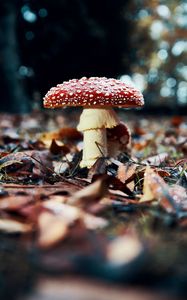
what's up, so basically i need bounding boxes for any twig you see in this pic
[95,141,107,158]
[1,183,78,189]
[29,154,84,187]
[120,153,176,170]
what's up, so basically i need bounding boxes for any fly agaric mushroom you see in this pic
[43,77,144,168]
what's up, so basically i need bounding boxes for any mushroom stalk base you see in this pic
[78,108,120,168]
[80,128,107,168]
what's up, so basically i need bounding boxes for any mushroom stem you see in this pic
[80,128,107,168]
[77,108,120,168]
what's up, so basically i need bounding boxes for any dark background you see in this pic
[0,0,186,113]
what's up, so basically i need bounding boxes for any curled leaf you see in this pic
[140,167,179,213]
[0,152,34,174]
[68,177,109,207]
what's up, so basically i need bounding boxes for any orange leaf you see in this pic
[140,167,178,213]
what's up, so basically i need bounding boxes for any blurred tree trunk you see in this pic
[0,1,30,113]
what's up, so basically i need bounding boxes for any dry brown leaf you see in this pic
[135,167,170,183]
[140,167,171,203]
[59,127,83,141]
[40,128,82,144]
[49,139,70,155]
[88,158,107,180]
[109,189,132,198]
[139,167,156,202]
[92,175,134,196]
[43,201,108,230]
[39,131,63,144]
[0,152,34,174]
[38,211,68,249]
[0,219,32,233]
[169,185,187,210]
[117,163,136,191]
[155,169,170,177]
[140,167,178,213]
[0,159,23,170]
[0,195,33,211]
[43,201,79,224]
[68,178,109,207]
[142,152,168,166]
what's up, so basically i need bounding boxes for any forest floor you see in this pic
[0,110,187,300]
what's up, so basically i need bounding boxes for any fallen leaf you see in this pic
[43,201,108,230]
[40,127,82,143]
[88,158,107,180]
[117,163,136,191]
[39,131,62,142]
[68,177,109,207]
[169,185,187,210]
[59,127,83,141]
[0,195,33,211]
[142,152,168,166]
[0,160,23,170]
[105,175,134,196]
[140,167,179,213]
[0,219,32,233]
[139,169,155,203]
[49,139,70,155]
[0,152,34,174]
[38,211,68,248]
[155,169,170,178]
[43,201,80,223]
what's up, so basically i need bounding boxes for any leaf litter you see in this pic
[0,112,187,293]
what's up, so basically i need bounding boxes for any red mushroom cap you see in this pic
[43,77,144,108]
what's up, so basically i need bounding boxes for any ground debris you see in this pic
[0,112,187,296]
